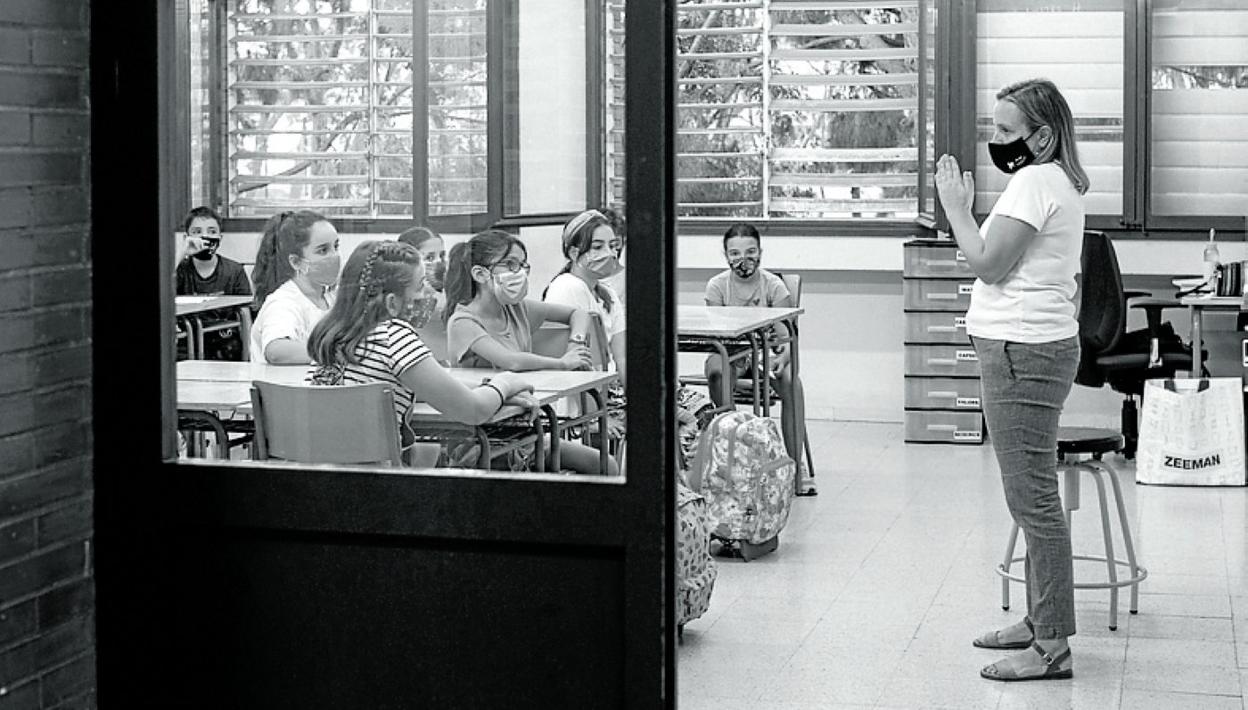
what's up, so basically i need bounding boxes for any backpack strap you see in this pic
[689,411,729,492]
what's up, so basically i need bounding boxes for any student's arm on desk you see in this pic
[402,360,534,425]
[264,338,311,364]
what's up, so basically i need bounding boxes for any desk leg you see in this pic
[541,404,561,472]
[756,332,769,417]
[709,341,733,413]
[178,410,229,460]
[586,387,609,475]
[531,416,547,473]
[191,315,206,360]
[1189,305,1203,378]
[238,305,253,361]
[473,428,492,468]
[788,317,815,497]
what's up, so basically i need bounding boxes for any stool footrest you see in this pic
[997,557,1148,590]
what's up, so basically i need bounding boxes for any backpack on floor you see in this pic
[690,410,795,561]
[676,480,717,634]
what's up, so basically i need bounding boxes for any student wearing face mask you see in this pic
[397,225,449,363]
[174,206,253,360]
[936,79,1088,682]
[175,206,252,298]
[306,240,537,467]
[445,229,616,476]
[543,210,626,383]
[703,223,807,469]
[543,210,628,444]
[250,210,341,364]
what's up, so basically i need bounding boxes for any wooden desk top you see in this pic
[177,364,617,416]
[176,295,254,317]
[677,305,804,338]
[178,360,307,384]
[177,380,252,411]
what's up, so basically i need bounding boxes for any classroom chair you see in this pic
[533,313,624,465]
[250,380,404,466]
[1075,230,1192,459]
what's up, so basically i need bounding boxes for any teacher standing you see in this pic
[935,78,1089,682]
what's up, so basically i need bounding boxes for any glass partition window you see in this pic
[212,0,594,224]
[1149,1,1248,220]
[611,0,928,222]
[973,0,1124,218]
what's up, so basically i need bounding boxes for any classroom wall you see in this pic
[0,1,96,707]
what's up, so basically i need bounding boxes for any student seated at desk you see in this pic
[250,210,340,365]
[397,225,449,364]
[445,229,618,475]
[175,206,252,360]
[307,240,537,467]
[704,222,807,468]
[543,209,627,441]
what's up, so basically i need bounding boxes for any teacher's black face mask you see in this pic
[988,128,1040,174]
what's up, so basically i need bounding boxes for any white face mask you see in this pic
[493,270,529,304]
[582,251,624,279]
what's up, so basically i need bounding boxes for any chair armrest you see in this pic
[1129,298,1184,341]
[1122,290,1152,300]
[1128,297,1183,310]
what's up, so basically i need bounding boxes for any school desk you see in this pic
[1179,294,1241,377]
[175,295,254,360]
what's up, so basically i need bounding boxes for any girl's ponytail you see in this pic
[251,212,287,309]
[442,241,475,325]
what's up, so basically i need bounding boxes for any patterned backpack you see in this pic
[690,410,796,561]
[675,480,717,636]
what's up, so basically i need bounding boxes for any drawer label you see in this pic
[954,316,967,328]
[957,284,974,295]
[954,430,983,441]
[955,350,978,362]
[955,250,967,262]
[955,397,981,408]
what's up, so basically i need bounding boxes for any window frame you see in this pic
[962,0,1247,241]
[669,0,944,236]
[193,0,605,235]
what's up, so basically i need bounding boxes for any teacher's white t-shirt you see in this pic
[966,162,1084,344]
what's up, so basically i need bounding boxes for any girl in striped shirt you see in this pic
[306,240,537,467]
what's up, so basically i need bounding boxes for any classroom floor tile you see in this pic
[678,420,1248,709]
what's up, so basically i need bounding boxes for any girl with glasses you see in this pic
[445,229,618,475]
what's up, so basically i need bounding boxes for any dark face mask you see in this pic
[730,256,759,279]
[988,128,1039,174]
[192,239,221,261]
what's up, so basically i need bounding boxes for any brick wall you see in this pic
[0,1,95,708]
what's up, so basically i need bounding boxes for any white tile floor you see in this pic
[678,420,1248,710]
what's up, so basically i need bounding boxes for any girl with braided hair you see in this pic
[306,240,538,467]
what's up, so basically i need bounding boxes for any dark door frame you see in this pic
[91,0,678,706]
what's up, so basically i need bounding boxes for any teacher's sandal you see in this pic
[971,617,1034,650]
[979,641,1072,682]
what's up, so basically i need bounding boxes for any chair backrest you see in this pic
[779,272,802,308]
[532,312,611,370]
[250,380,404,465]
[1075,230,1126,387]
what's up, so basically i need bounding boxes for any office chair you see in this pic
[1076,230,1193,459]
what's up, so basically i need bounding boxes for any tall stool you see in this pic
[997,427,1148,631]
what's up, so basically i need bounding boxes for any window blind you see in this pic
[1150,3,1248,219]
[607,0,924,221]
[973,7,1124,218]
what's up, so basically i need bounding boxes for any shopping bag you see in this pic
[1136,378,1246,486]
